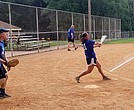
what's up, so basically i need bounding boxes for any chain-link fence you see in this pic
[121,31,134,38]
[0,1,121,57]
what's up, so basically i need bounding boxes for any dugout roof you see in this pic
[0,20,21,31]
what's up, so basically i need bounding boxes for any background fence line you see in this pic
[0,1,124,57]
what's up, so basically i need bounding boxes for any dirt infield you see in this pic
[0,43,134,110]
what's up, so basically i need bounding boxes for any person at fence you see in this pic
[0,28,11,98]
[67,25,78,51]
[75,32,110,83]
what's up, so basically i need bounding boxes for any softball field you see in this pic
[0,43,134,110]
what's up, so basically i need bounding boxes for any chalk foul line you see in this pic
[109,56,134,72]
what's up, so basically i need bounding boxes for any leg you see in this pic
[75,65,94,83]
[68,42,71,51]
[72,42,75,48]
[0,74,11,97]
[0,78,6,87]
[0,78,6,98]
[0,66,10,98]
[73,42,78,50]
[95,61,110,80]
[1,74,8,89]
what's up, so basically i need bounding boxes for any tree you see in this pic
[91,0,132,31]
[128,0,134,30]
[0,0,47,8]
[46,0,88,13]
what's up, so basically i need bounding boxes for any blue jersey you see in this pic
[82,40,96,58]
[68,28,74,38]
[0,41,5,67]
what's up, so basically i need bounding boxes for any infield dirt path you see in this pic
[0,43,134,110]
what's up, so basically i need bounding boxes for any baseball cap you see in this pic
[0,28,9,34]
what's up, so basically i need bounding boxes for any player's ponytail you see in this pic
[79,32,87,43]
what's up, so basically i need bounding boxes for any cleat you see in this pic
[75,47,78,50]
[103,76,111,80]
[0,93,11,99]
[0,94,5,99]
[4,93,11,98]
[75,76,80,83]
[68,49,71,51]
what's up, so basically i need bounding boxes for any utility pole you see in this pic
[88,0,91,34]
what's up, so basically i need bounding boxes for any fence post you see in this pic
[115,19,117,39]
[71,13,73,25]
[83,14,85,32]
[88,0,92,34]
[36,8,40,53]
[109,18,111,40]
[120,19,121,38]
[8,3,14,57]
[93,17,95,40]
[102,17,103,36]
[56,11,59,49]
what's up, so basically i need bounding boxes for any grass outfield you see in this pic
[50,38,134,46]
[104,38,134,44]
[50,40,80,46]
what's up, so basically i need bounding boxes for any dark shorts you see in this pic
[86,57,97,65]
[68,38,74,42]
[0,64,7,79]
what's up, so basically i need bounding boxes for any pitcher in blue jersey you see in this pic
[75,32,110,83]
[67,25,78,51]
[0,28,11,98]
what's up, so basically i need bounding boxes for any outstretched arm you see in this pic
[94,42,101,48]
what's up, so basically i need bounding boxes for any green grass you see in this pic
[51,39,134,46]
[5,38,134,51]
[50,40,80,46]
[104,38,134,44]
[50,41,67,46]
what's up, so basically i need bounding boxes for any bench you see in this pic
[18,40,52,50]
[19,38,38,42]
[8,35,52,50]
[19,36,33,38]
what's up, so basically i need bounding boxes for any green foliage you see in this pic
[91,0,133,31]
[0,0,47,7]
[46,0,88,13]
[46,0,134,31]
